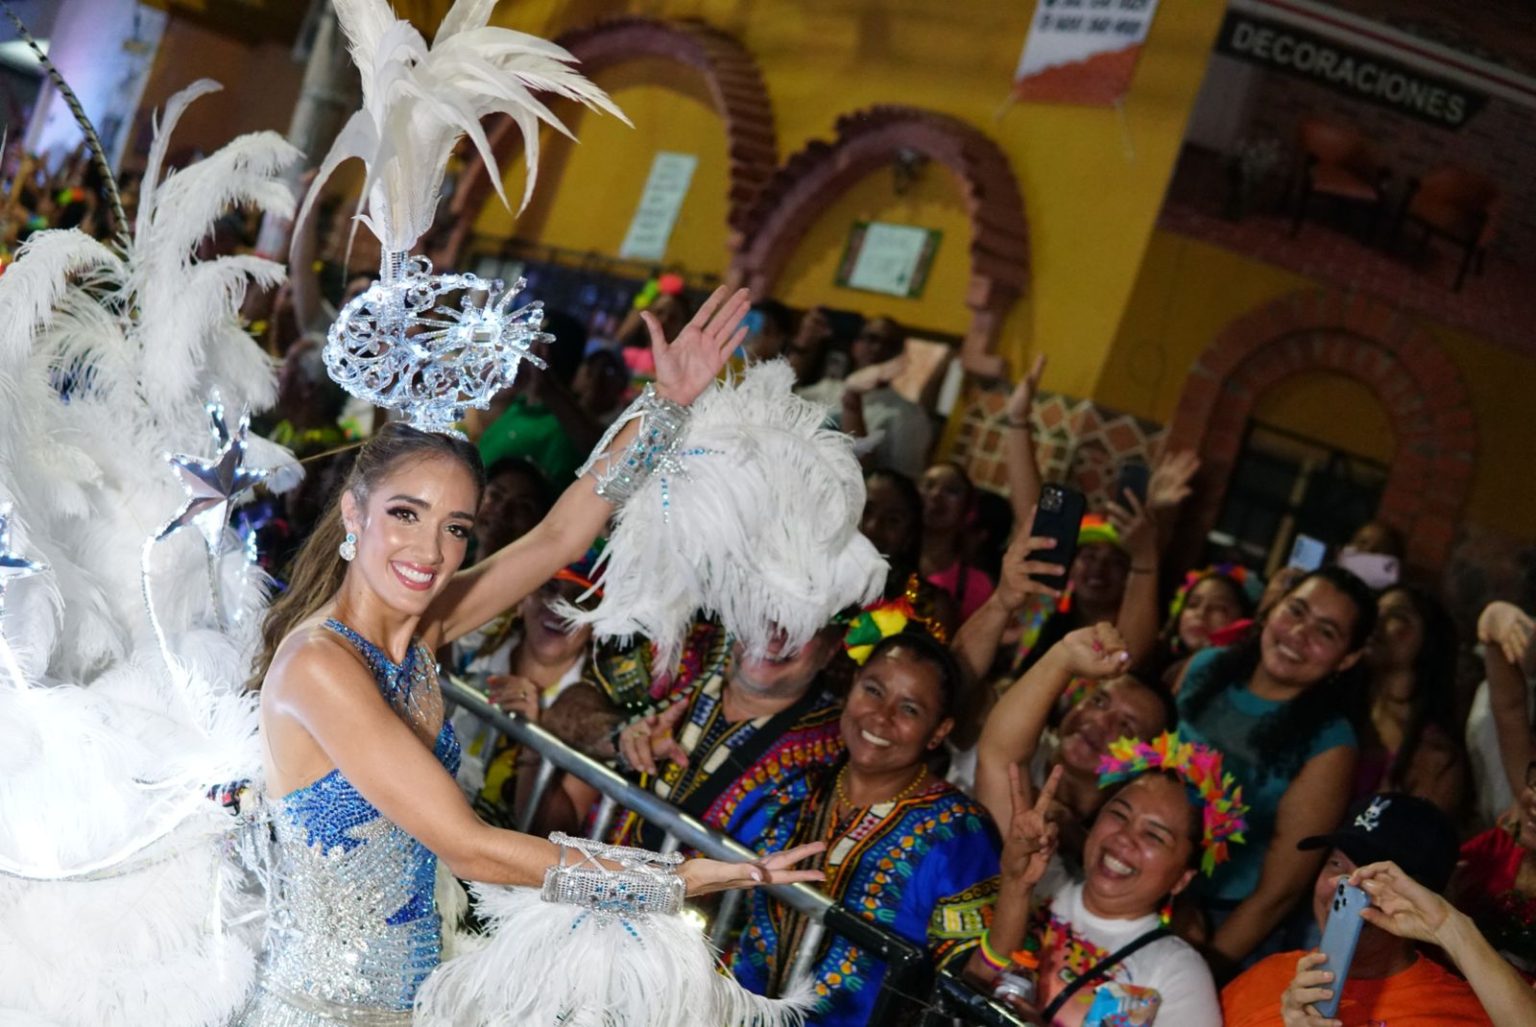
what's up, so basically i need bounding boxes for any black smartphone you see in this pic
[1029,484,1085,592]
[1115,461,1150,506]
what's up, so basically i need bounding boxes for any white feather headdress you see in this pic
[301,0,628,255]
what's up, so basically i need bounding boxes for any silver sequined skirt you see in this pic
[234,982,414,1026]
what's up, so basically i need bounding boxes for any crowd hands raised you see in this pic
[238,277,1534,1025]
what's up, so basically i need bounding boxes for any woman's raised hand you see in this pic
[1052,622,1132,680]
[1350,861,1453,946]
[678,842,827,897]
[1001,762,1061,888]
[1479,600,1534,667]
[1004,353,1046,426]
[1105,488,1156,563]
[648,286,752,407]
[992,509,1065,612]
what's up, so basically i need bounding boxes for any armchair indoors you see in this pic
[1289,118,1390,240]
[1395,165,1502,292]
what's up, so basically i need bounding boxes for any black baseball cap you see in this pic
[1297,792,1459,893]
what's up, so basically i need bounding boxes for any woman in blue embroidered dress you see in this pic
[732,629,1002,1027]
[237,288,823,1026]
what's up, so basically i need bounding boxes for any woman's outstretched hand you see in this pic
[678,841,827,897]
[649,286,752,407]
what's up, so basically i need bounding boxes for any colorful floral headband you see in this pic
[1097,731,1249,876]
[1168,562,1264,620]
[841,575,948,665]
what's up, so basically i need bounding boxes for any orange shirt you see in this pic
[1222,951,1491,1027]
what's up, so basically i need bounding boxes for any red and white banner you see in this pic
[1012,0,1163,107]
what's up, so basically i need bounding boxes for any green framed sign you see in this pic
[835,221,942,299]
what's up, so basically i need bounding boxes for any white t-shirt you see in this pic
[1030,879,1221,1027]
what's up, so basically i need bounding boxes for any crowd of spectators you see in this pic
[15,151,1536,1026]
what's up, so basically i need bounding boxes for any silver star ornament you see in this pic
[0,502,47,614]
[157,397,269,551]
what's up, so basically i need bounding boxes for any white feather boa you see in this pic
[415,883,808,1027]
[564,361,888,668]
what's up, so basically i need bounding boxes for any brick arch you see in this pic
[728,105,1029,377]
[1167,290,1477,573]
[435,16,777,264]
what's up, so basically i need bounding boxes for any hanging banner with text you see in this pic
[619,152,698,262]
[1012,0,1162,107]
[1216,11,1487,130]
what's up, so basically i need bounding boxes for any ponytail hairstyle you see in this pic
[248,423,485,688]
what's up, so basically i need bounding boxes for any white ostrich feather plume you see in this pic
[301,0,629,254]
[562,361,888,669]
[0,80,293,1025]
[415,883,810,1027]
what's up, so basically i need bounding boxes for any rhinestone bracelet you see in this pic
[577,384,689,506]
[540,832,686,919]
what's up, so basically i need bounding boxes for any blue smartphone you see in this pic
[1288,533,1328,572]
[1315,880,1370,1018]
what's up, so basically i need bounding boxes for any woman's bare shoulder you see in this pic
[263,617,371,705]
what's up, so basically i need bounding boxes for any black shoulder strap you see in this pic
[674,685,829,823]
[1040,926,1171,1021]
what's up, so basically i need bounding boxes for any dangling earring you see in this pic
[1158,897,1174,927]
[339,531,358,562]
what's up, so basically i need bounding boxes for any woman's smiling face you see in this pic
[841,645,953,775]
[1081,774,1198,919]
[341,454,479,616]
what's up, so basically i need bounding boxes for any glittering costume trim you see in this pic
[235,622,460,1025]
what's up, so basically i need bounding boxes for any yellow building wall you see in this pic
[473,58,733,278]
[1098,230,1536,540]
[462,0,1228,400]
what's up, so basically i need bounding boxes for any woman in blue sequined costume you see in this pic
[235,289,823,1026]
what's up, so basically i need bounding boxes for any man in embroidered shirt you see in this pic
[537,619,846,850]
[1222,793,1492,1026]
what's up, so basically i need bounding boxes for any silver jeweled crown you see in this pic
[324,251,552,437]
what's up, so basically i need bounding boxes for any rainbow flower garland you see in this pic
[1096,731,1249,876]
[1167,562,1264,620]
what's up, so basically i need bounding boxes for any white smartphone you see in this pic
[1337,549,1401,590]
[1315,880,1370,1019]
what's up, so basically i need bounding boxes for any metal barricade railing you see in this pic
[444,675,1029,1026]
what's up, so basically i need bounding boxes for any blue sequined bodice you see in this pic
[236,620,462,1026]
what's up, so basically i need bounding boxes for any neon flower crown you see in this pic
[1168,562,1265,620]
[1097,731,1249,876]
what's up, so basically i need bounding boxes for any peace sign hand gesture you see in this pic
[648,286,752,407]
[1001,762,1062,889]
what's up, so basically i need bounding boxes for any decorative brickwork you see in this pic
[435,17,778,265]
[1166,289,1478,574]
[728,105,1030,378]
[947,378,1167,510]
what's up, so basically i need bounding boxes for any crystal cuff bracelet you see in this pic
[577,384,689,506]
[540,832,686,919]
